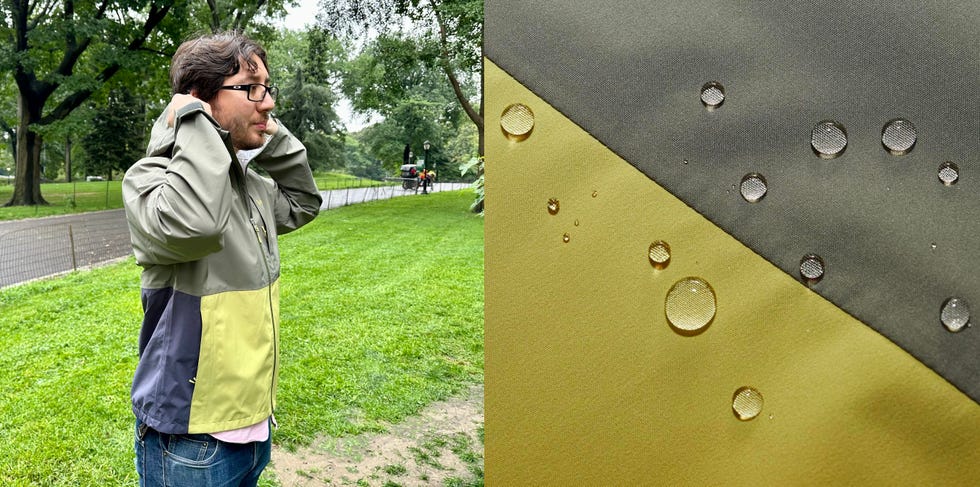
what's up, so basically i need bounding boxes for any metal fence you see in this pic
[0,182,474,289]
[0,210,132,288]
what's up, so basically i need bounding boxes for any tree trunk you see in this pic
[65,136,72,182]
[6,93,47,206]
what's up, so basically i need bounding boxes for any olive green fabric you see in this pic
[485,0,979,402]
[484,60,980,485]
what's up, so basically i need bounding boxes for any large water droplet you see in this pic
[732,387,764,421]
[938,162,959,186]
[648,241,671,270]
[665,277,716,333]
[562,233,570,243]
[940,298,970,332]
[547,198,560,215]
[700,81,725,110]
[800,254,825,285]
[740,173,768,203]
[591,190,598,198]
[500,104,534,141]
[811,121,848,158]
[882,118,916,155]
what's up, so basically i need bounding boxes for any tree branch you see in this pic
[40,2,173,125]
[431,2,482,130]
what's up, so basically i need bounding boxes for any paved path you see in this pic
[0,182,471,288]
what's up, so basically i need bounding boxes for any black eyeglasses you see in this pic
[219,83,279,102]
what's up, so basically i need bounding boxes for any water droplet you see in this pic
[938,162,959,186]
[500,104,534,141]
[882,118,916,155]
[700,81,725,110]
[811,121,848,158]
[800,254,825,285]
[562,233,570,243]
[547,198,560,215]
[574,219,580,227]
[648,241,671,270]
[592,191,598,198]
[940,297,970,332]
[665,277,716,333]
[930,243,937,250]
[732,387,763,421]
[740,173,768,203]
[683,159,689,165]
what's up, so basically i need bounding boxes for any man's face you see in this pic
[209,54,275,151]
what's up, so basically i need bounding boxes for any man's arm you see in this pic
[252,118,322,234]
[123,97,236,265]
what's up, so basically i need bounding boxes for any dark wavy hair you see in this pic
[170,31,269,102]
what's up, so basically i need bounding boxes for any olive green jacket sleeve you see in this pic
[123,102,235,265]
[250,121,322,235]
[123,102,321,266]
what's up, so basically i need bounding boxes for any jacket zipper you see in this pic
[237,163,278,419]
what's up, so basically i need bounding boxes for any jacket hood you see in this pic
[145,102,227,158]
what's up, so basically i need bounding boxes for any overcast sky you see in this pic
[281,0,319,31]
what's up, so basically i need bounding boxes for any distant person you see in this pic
[420,168,430,194]
[122,31,322,486]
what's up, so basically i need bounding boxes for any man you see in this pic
[122,31,322,486]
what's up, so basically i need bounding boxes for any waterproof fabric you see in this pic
[483,59,980,486]
[123,102,321,434]
[485,0,979,403]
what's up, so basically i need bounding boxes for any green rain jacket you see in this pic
[123,102,321,434]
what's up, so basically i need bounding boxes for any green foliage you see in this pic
[0,190,483,484]
[81,87,146,178]
[268,28,347,172]
[344,135,387,180]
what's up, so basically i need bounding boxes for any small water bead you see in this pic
[732,387,764,421]
[574,219,580,227]
[700,81,725,110]
[562,233,571,243]
[882,118,916,155]
[592,191,598,198]
[500,103,534,141]
[665,277,716,333]
[938,162,959,186]
[547,198,560,215]
[800,254,825,285]
[740,173,768,203]
[811,121,848,158]
[940,298,970,332]
[648,241,671,270]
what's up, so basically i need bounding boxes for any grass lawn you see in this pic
[0,190,484,486]
[0,172,392,222]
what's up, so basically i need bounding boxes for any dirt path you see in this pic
[270,384,484,486]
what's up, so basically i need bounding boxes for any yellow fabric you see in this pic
[190,280,279,433]
[484,59,980,485]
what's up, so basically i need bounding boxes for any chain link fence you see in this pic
[0,183,474,289]
[0,210,132,288]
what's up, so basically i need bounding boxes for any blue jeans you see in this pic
[135,420,271,487]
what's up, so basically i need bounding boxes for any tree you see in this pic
[0,0,186,206]
[318,0,483,156]
[80,87,146,179]
[267,28,347,172]
[341,33,468,176]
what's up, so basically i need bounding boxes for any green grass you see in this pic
[0,190,484,485]
[0,172,391,222]
[0,180,124,220]
[314,171,396,191]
